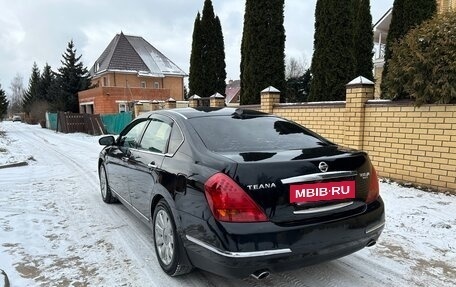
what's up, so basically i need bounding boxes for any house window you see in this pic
[141,81,147,88]
[80,103,94,114]
[119,103,128,113]
[94,61,99,73]
[103,77,108,87]
[154,82,160,89]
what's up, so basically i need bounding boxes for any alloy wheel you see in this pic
[154,209,175,265]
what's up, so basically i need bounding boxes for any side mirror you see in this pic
[99,136,115,146]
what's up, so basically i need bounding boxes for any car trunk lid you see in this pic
[219,146,373,225]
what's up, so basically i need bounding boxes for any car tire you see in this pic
[99,164,118,204]
[153,199,192,276]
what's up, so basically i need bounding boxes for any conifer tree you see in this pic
[53,40,90,112]
[353,0,374,80]
[381,0,436,98]
[240,0,286,105]
[23,62,41,113]
[382,13,456,104]
[0,84,8,120]
[39,63,55,103]
[310,0,355,101]
[189,12,203,97]
[188,0,226,98]
[213,16,227,96]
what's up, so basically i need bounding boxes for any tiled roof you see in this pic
[89,32,187,77]
[225,80,240,103]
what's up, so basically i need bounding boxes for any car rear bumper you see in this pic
[182,197,384,278]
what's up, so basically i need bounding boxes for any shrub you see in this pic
[382,13,456,105]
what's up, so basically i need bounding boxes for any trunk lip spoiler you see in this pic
[281,171,357,184]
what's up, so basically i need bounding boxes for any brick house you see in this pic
[78,32,187,114]
[437,0,456,13]
[224,80,240,105]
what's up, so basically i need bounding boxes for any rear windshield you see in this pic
[189,115,330,152]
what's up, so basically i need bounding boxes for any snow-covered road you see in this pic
[0,121,455,287]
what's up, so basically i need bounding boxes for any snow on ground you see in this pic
[0,121,455,287]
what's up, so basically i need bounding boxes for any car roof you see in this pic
[137,107,268,120]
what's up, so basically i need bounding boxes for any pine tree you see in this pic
[0,84,8,120]
[286,69,312,102]
[310,0,356,101]
[240,0,286,105]
[353,0,374,80]
[241,0,286,104]
[188,0,226,98]
[381,0,436,98]
[39,63,55,103]
[53,40,90,112]
[23,62,41,113]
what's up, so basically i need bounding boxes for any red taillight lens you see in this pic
[366,166,380,203]
[204,173,268,222]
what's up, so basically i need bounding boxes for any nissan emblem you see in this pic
[318,162,329,173]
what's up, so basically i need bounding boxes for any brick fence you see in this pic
[259,78,456,193]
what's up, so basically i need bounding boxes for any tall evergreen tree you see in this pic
[53,40,90,112]
[189,12,203,97]
[310,0,356,101]
[240,0,286,105]
[381,0,436,97]
[23,62,41,113]
[0,84,8,120]
[188,0,226,98]
[213,16,227,96]
[353,0,374,80]
[39,63,55,103]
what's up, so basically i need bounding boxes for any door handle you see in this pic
[148,161,157,169]
[121,156,129,162]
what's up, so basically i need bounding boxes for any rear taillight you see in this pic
[204,173,268,222]
[366,166,380,203]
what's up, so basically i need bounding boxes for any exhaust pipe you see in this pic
[251,269,270,280]
[366,240,377,247]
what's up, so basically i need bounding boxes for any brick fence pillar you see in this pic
[188,95,201,108]
[260,86,280,114]
[164,98,176,110]
[151,100,159,111]
[210,93,225,108]
[134,103,143,117]
[344,76,375,150]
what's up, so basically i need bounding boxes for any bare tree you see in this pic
[8,73,25,114]
[285,56,308,80]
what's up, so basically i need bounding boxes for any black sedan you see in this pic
[98,107,384,279]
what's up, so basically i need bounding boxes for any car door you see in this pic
[128,115,173,218]
[105,119,148,204]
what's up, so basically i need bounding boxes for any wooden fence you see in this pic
[57,112,106,135]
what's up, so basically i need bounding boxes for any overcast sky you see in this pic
[0,0,393,94]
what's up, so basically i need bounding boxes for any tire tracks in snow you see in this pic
[9,128,155,286]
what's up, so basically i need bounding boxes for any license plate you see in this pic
[290,181,356,203]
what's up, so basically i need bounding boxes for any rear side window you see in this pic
[189,116,329,152]
[167,125,183,154]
